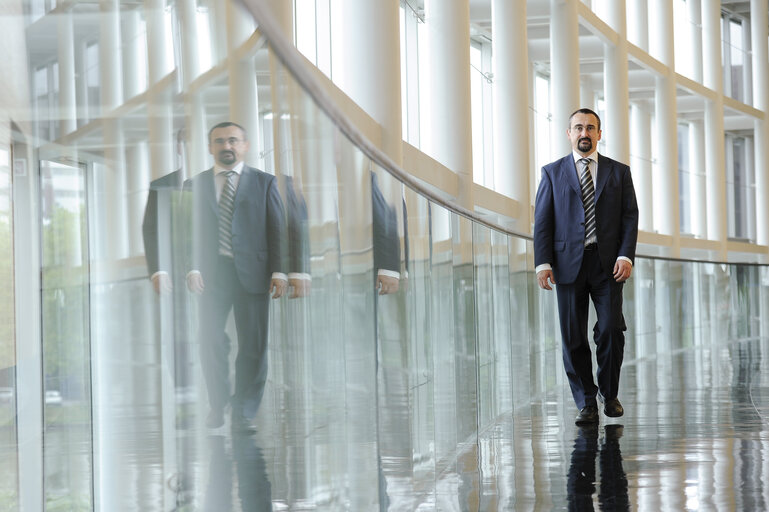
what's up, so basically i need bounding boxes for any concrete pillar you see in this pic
[631,101,653,232]
[99,0,124,110]
[702,0,727,252]
[492,0,531,227]
[689,120,707,238]
[145,0,174,179]
[226,1,261,168]
[688,0,703,83]
[604,0,630,163]
[337,0,402,166]
[627,0,648,52]
[751,0,769,246]
[650,0,679,249]
[425,0,474,209]
[122,8,143,100]
[549,0,581,158]
[145,0,171,82]
[57,9,77,135]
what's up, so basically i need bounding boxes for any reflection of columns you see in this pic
[103,120,129,260]
[751,0,769,246]
[145,0,171,83]
[146,0,174,180]
[605,0,630,163]
[702,0,727,252]
[492,0,530,225]
[177,0,207,173]
[631,101,653,232]
[226,1,261,167]
[122,8,143,100]
[689,120,706,238]
[550,0,580,158]
[57,9,77,136]
[125,142,150,256]
[425,0,473,209]
[627,0,648,51]
[210,0,229,66]
[100,0,123,110]
[650,0,678,248]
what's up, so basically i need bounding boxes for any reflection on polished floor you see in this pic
[183,336,769,511]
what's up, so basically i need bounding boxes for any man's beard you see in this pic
[218,151,236,165]
[578,138,592,152]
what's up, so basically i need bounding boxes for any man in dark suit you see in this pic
[534,108,639,425]
[186,121,288,432]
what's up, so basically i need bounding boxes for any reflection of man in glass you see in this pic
[142,129,194,390]
[186,122,287,433]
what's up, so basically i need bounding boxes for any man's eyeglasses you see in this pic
[213,137,244,146]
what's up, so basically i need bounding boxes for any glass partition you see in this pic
[1,1,769,510]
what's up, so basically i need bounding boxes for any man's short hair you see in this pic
[208,121,248,143]
[568,108,601,131]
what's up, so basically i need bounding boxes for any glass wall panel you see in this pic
[0,146,17,510]
[39,158,93,511]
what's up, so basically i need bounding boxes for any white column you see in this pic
[337,0,402,166]
[549,0,580,158]
[99,0,123,110]
[751,0,769,246]
[210,0,229,66]
[650,0,679,248]
[627,0,648,52]
[226,1,261,167]
[145,0,171,82]
[57,9,77,135]
[687,0,703,83]
[121,8,143,100]
[492,0,530,226]
[631,101,653,232]
[177,0,207,174]
[689,119,707,238]
[75,38,88,127]
[605,0,630,163]
[702,0,727,251]
[125,141,150,255]
[145,0,174,179]
[425,0,474,209]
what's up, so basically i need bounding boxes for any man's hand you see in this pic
[151,273,173,295]
[376,275,399,295]
[187,273,205,295]
[270,278,288,299]
[288,277,311,298]
[537,269,555,291]
[613,260,632,282]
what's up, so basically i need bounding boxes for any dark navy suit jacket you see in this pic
[534,153,638,285]
[186,166,287,294]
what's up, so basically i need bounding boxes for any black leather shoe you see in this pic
[603,398,624,418]
[230,413,256,434]
[206,409,224,429]
[575,406,599,425]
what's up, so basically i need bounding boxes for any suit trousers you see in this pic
[555,246,626,409]
[198,255,270,416]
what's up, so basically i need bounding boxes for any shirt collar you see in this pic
[572,150,598,165]
[215,161,245,176]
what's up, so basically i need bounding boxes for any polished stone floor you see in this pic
[192,336,769,511]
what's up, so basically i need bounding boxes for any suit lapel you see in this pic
[594,154,611,201]
[561,156,581,197]
[234,166,253,209]
[201,169,218,216]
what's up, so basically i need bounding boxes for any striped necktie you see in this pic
[218,171,237,256]
[579,158,596,242]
